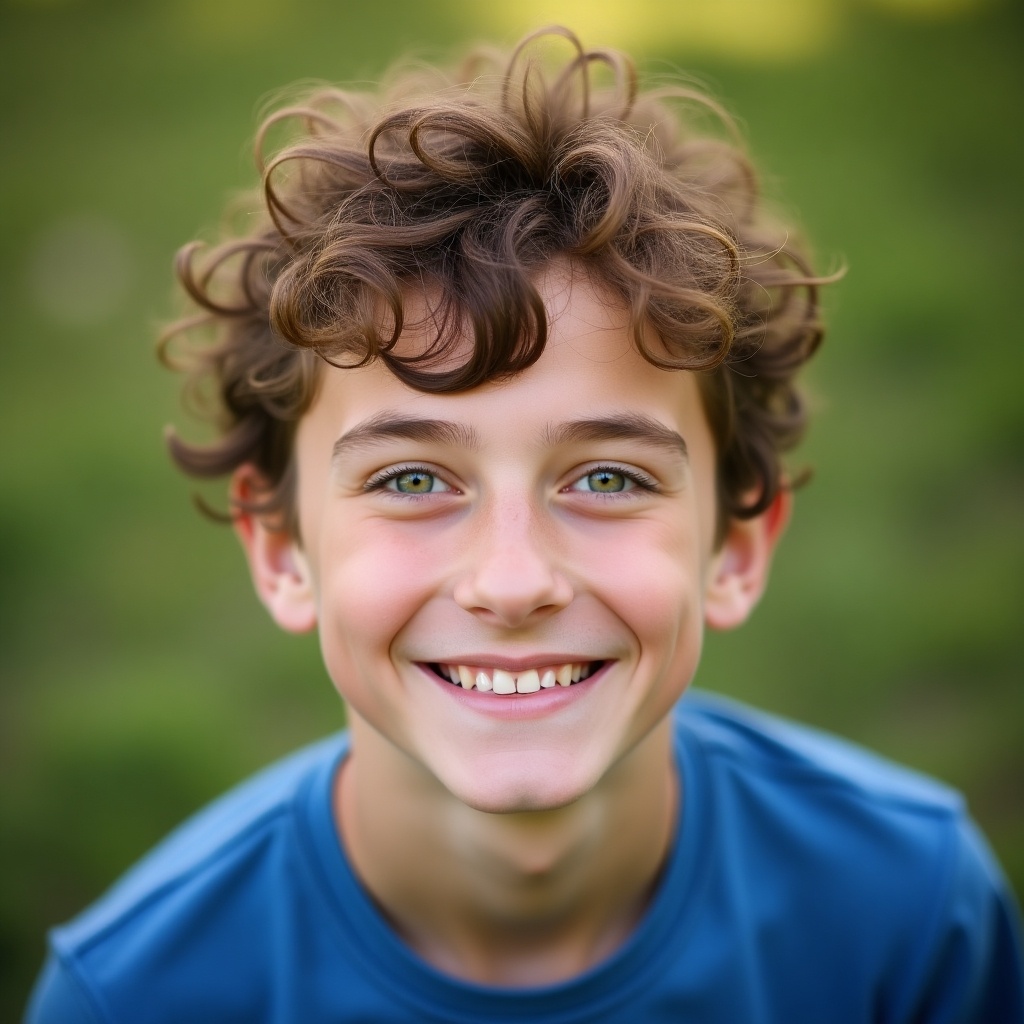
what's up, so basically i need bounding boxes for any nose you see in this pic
[453,496,573,628]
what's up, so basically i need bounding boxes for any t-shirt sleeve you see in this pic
[902,816,1024,1024]
[24,953,106,1024]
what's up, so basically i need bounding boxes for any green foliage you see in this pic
[1,1,1021,1016]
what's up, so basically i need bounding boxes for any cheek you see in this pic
[573,518,706,659]
[313,520,449,670]
[627,560,704,683]
[621,553,706,722]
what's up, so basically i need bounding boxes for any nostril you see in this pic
[452,563,574,628]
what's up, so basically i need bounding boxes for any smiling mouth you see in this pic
[427,662,605,694]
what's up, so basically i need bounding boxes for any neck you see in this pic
[335,716,679,987]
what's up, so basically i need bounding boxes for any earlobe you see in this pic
[231,467,317,635]
[704,489,791,632]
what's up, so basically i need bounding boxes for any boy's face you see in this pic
[241,262,781,814]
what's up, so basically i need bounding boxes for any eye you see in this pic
[368,466,454,495]
[566,465,656,495]
[388,470,451,494]
[576,469,632,493]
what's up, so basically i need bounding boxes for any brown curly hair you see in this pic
[162,27,833,540]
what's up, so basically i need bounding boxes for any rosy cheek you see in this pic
[574,526,702,665]
[576,518,697,601]
[318,522,451,644]
[625,567,699,645]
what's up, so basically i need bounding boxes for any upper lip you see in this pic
[422,655,606,672]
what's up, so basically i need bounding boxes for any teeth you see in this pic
[516,670,540,694]
[492,669,517,695]
[437,662,599,694]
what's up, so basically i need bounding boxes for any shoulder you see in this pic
[676,688,962,816]
[28,734,347,1024]
[673,691,1024,1022]
[674,688,968,907]
[63,733,345,945]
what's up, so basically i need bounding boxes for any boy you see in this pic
[27,28,1023,1023]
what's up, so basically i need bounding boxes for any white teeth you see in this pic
[438,662,598,694]
[492,669,516,694]
[516,669,541,694]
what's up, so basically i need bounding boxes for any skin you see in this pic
[235,261,788,986]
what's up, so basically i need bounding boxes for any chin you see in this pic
[435,752,599,815]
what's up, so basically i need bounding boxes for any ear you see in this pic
[703,488,791,632]
[231,466,317,634]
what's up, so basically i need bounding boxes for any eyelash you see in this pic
[567,464,660,496]
[363,464,456,495]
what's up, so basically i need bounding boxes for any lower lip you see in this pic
[419,663,611,720]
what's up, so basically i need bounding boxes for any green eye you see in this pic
[392,470,438,494]
[584,470,628,493]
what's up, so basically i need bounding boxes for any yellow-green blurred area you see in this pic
[1,0,1022,1013]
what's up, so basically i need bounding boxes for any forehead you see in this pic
[297,263,715,472]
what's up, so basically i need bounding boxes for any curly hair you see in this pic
[162,27,833,539]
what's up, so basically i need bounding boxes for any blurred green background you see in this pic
[1,0,1021,1014]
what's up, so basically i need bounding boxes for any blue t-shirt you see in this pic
[26,692,1024,1023]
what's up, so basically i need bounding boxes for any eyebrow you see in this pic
[331,411,687,463]
[331,412,480,461]
[544,414,689,460]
